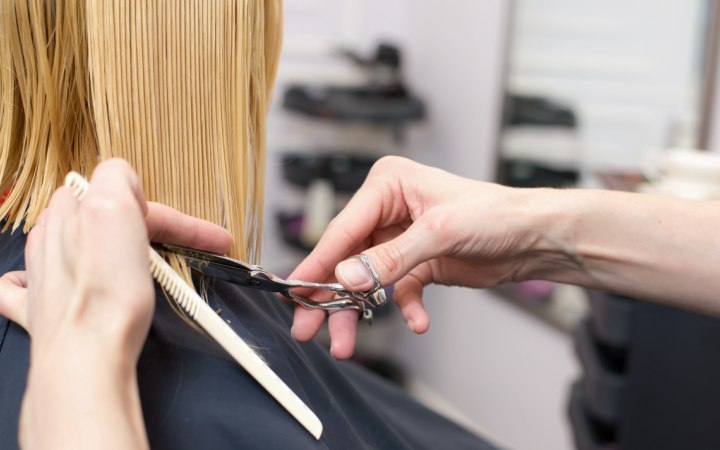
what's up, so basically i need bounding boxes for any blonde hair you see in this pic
[0,0,282,263]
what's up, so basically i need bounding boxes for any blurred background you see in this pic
[260,1,720,449]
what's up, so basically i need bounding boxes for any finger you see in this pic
[287,236,367,341]
[45,187,79,269]
[0,271,28,329]
[91,158,148,216]
[291,307,325,342]
[289,237,372,342]
[335,217,446,291]
[2,271,27,287]
[81,160,151,294]
[36,187,79,325]
[290,277,339,342]
[393,265,432,334]
[25,208,48,275]
[25,208,47,328]
[289,169,403,285]
[145,202,233,254]
[288,237,372,296]
[85,159,148,241]
[289,190,380,284]
[289,232,383,346]
[328,309,358,359]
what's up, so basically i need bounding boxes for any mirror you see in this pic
[498,0,714,190]
[495,0,718,330]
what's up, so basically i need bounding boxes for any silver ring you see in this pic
[358,254,381,293]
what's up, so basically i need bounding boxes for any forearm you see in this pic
[20,340,148,450]
[525,189,720,315]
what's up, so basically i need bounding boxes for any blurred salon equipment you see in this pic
[283,43,425,134]
[269,42,426,388]
[277,152,378,251]
[498,94,579,188]
[276,42,425,254]
[638,148,720,199]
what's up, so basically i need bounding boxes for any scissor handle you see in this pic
[258,272,387,308]
[284,290,374,322]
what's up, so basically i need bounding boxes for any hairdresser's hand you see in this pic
[21,159,155,368]
[0,159,233,450]
[0,162,233,335]
[290,156,541,359]
[9,159,156,450]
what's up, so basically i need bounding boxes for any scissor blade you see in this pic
[160,244,250,270]
[160,244,289,292]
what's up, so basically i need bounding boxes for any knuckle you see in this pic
[418,213,454,249]
[92,159,139,189]
[372,241,405,281]
[325,215,341,233]
[48,186,69,204]
[92,278,153,310]
[325,216,360,251]
[369,155,406,177]
[97,158,134,175]
[81,195,135,219]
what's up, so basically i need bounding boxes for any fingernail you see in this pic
[337,258,373,290]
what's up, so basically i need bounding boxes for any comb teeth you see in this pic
[64,172,89,200]
[148,250,199,318]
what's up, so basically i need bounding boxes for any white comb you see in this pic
[63,172,323,440]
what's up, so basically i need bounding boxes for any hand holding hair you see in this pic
[0,159,233,450]
[0,160,234,332]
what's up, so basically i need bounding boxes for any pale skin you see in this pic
[290,156,720,359]
[0,159,233,450]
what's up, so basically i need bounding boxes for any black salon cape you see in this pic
[0,227,498,449]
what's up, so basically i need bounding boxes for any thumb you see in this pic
[0,271,28,330]
[335,219,442,291]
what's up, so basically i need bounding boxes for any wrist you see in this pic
[513,188,586,282]
[22,344,145,449]
[30,327,138,376]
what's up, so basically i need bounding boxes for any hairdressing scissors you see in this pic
[160,244,387,322]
